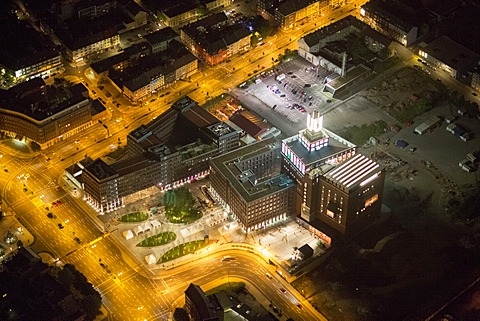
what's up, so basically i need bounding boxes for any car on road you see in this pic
[279,287,286,293]
[297,304,303,309]
[221,256,235,261]
[304,84,311,88]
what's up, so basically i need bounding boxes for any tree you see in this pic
[30,141,41,152]
[173,308,189,321]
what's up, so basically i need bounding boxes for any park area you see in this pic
[137,232,176,247]
[163,187,202,224]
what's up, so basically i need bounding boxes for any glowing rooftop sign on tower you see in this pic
[307,111,323,133]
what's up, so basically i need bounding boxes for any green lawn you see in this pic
[137,232,176,247]
[165,207,202,224]
[157,240,207,263]
[339,120,388,146]
[119,212,148,223]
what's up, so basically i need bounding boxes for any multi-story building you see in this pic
[109,40,198,102]
[210,111,385,242]
[181,13,251,65]
[418,36,480,79]
[202,0,233,11]
[275,0,320,29]
[160,2,199,27]
[282,112,384,241]
[0,20,63,85]
[185,283,224,321]
[82,97,239,212]
[360,0,420,46]
[0,78,106,148]
[59,26,121,63]
[210,138,295,231]
[144,27,180,54]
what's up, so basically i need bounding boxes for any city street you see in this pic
[0,3,369,320]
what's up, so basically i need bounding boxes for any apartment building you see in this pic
[180,13,251,65]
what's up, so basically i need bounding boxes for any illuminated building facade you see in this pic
[210,138,294,232]
[417,36,480,79]
[281,112,385,242]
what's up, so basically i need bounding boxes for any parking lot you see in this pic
[236,58,335,125]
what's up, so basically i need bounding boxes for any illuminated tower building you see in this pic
[281,111,385,243]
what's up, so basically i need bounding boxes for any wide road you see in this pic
[0,5,370,319]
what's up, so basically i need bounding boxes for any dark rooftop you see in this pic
[84,158,117,181]
[0,79,90,122]
[144,27,179,46]
[0,20,59,71]
[181,12,251,56]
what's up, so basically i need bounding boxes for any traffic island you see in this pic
[157,240,207,264]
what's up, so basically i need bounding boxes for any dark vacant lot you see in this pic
[293,215,480,321]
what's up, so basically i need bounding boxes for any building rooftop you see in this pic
[181,104,220,128]
[302,16,391,49]
[277,0,317,17]
[181,12,250,56]
[84,159,117,181]
[324,153,382,192]
[229,110,270,138]
[0,20,59,71]
[361,0,418,33]
[0,79,90,122]
[144,27,179,46]
[423,35,480,72]
[211,138,295,202]
[284,130,352,167]
[162,2,197,18]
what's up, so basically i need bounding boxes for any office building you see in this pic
[82,97,239,212]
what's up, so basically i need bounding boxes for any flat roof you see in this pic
[211,138,294,203]
[423,35,480,71]
[324,153,382,191]
[84,159,117,181]
[285,131,351,167]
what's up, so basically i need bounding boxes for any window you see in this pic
[365,194,378,208]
